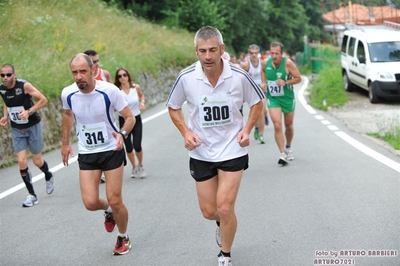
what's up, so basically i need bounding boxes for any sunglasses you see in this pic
[117,73,128,78]
[1,73,13,78]
[92,60,99,64]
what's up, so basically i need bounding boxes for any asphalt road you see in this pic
[0,77,399,266]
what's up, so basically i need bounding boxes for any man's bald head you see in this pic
[70,53,94,68]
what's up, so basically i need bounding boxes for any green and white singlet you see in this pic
[264,57,295,113]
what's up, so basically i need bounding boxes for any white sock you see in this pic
[106,206,112,213]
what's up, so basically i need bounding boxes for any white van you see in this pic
[341,21,400,103]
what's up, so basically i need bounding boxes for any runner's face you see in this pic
[70,58,95,91]
[196,37,224,74]
[249,49,259,60]
[117,70,129,85]
[270,46,283,66]
[0,66,16,88]
[90,55,99,71]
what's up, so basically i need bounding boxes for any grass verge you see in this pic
[309,63,399,151]
[367,114,400,150]
[309,63,352,111]
[0,0,196,103]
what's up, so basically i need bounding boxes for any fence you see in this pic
[296,41,340,73]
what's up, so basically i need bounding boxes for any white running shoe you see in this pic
[278,152,288,165]
[131,167,139,178]
[46,175,55,194]
[285,148,294,161]
[138,165,146,178]
[218,255,232,266]
[22,195,38,207]
[100,174,106,183]
[216,224,222,247]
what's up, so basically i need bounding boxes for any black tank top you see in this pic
[0,79,41,129]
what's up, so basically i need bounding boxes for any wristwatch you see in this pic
[118,130,128,139]
[28,109,33,116]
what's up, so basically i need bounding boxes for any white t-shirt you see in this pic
[119,86,140,116]
[61,80,128,154]
[166,59,264,162]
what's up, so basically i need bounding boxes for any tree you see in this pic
[300,0,324,43]
[266,0,308,53]
[161,0,227,34]
[103,0,325,54]
[222,0,270,53]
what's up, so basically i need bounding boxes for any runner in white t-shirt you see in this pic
[61,53,135,256]
[166,26,264,266]
[84,49,113,183]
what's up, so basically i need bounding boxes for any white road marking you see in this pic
[0,108,168,200]
[298,76,400,174]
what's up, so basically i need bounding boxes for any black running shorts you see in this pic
[78,149,126,171]
[189,154,249,182]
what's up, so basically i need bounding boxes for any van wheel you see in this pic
[368,82,379,104]
[343,72,354,92]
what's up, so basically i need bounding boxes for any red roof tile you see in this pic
[323,3,400,25]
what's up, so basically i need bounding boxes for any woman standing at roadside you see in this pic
[114,68,146,178]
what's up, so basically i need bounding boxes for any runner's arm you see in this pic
[22,82,48,119]
[61,109,75,166]
[260,59,267,91]
[119,106,135,134]
[285,60,302,85]
[168,107,202,150]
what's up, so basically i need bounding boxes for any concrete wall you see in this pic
[0,67,180,167]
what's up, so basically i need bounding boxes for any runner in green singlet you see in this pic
[261,42,302,166]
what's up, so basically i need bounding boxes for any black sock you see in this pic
[40,161,52,181]
[219,250,231,258]
[21,168,36,196]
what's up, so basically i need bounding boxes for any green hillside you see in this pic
[0,0,196,100]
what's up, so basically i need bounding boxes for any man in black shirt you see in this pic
[0,64,54,207]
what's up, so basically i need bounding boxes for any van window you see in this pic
[348,37,356,57]
[341,35,349,53]
[356,41,365,62]
[369,41,400,62]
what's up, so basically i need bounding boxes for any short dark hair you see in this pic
[270,42,284,52]
[84,49,98,56]
[1,64,15,73]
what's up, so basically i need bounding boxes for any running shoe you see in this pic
[218,255,232,266]
[46,174,55,194]
[22,194,38,207]
[253,128,259,140]
[131,167,139,178]
[285,148,294,161]
[113,235,131,255]
[100,174,106,183]
[278,152,288,166]
[138,166,146,179]
[216,223,222,247]
[259,135,265,144]
[104,211,116,233]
